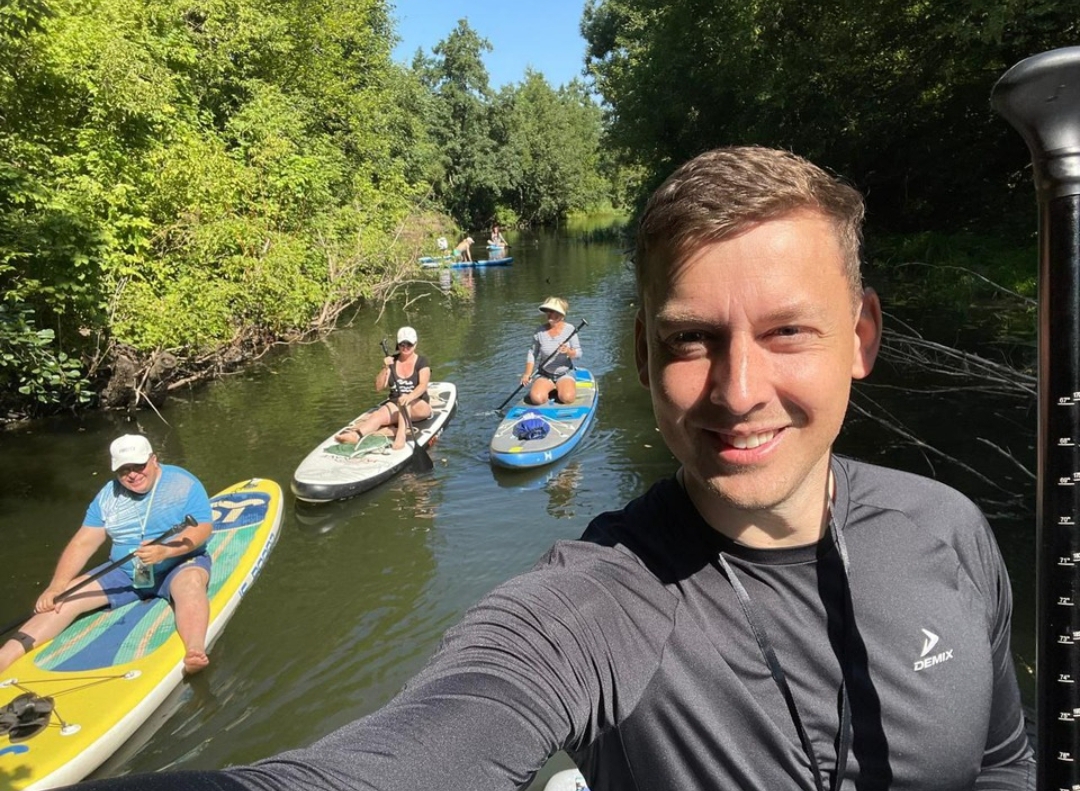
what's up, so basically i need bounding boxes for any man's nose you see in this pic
[709,334,770,416]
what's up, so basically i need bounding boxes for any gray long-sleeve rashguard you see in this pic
[69,455,1034,791]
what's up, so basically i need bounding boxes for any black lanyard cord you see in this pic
[715,513,853,791]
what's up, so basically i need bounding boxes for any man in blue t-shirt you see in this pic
[0,434,215,675]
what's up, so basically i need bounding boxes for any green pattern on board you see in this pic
[35,522,257,669]
[324,434,391,457]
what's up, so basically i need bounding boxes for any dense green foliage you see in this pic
[582,0,1080,234]
[413,21,502,228]
[0,5,616,419]
[0,303,92,414]
[0,0,435,416]
[11,0,1057,420]
[492,73,610,225]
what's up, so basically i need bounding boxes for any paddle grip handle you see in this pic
[992,46,1080,790]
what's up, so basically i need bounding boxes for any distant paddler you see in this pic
[488,225,508,248]
[454,236,474,262]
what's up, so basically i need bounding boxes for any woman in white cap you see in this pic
[521,297,582,405]
[336,326,432,450]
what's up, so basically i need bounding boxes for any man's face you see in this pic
[115,455,161,495]
[635,210,880,522]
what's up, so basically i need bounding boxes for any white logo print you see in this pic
[914,628,954,672]
[920,629,939,657]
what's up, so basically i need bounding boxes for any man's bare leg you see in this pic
[171,567,211,674]
[0,582,109,674]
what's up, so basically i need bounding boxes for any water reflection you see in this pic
[544,462,583,519]
[490,460,586,521]
[293,497,371,535]
[389,472,442,522]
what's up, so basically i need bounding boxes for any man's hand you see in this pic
[135,540,172,565]
[35,586,67,614]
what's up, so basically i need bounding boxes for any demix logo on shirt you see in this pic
[913,628,954,672]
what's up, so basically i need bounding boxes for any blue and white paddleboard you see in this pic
[471,255,513,267]
[489,369,597,469]
[419,255,512,269]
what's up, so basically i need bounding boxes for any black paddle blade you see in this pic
[411,442,435,473]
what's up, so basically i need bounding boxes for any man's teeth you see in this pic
[729,431,776,449]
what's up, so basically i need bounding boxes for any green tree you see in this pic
[415,19,503,228]
[494,71,608,224]
[0,0,435,417]
[582,0,1080,231]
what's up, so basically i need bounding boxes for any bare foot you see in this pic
[335,429,360,444]
[183,650,209,675]
[392,439,407,450]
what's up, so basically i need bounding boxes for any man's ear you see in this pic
[852,287,882,380]
[634,310,650,388]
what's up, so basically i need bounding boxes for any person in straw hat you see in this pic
[520,296,583,405]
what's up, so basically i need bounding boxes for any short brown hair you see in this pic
[634,146,865,304]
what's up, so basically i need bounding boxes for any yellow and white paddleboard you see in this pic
[0,478,283,790]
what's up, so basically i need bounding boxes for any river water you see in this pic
[0,223,1037,787]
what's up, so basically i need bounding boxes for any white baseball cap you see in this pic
[397,326,418,345]
[110,434,153,471]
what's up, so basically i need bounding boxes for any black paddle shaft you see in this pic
[379,339,434,472]
[496,318,588,413]
[993,46,1080,789]
[0,515,197,639]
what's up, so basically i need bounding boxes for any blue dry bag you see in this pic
[512,415,550,441]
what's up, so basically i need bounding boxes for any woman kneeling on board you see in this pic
[521,297,582,405]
